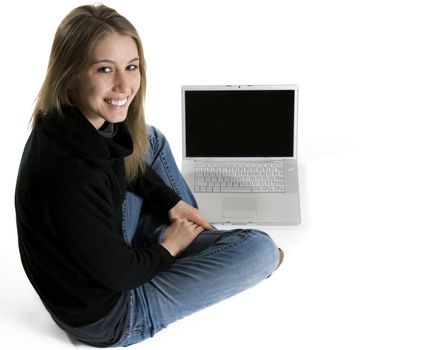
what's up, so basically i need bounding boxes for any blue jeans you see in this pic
[115,126,279,347]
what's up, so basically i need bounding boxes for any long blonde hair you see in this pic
[31,3,148,182]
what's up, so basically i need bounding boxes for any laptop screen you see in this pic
[184,88,296,158]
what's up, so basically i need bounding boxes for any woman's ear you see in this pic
[67,75,79,104]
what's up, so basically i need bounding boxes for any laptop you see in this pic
[181,84,300,225]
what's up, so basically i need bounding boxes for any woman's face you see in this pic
[70,32,141,129]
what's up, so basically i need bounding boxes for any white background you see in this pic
[1,0,430,349]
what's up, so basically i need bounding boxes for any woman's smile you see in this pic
[104,97,128,107]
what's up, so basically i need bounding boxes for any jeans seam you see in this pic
[149,130,181,197]
[175,230,254,264]
[160,152,180,196]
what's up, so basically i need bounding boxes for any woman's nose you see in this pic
[113,71,128,92]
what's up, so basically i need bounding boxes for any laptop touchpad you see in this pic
[222,198,257,218]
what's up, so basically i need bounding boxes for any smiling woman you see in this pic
[30,4,149,182]
[69,33,141,129]
[14,3,281,348]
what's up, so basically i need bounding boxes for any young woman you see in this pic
[15,4,283,347]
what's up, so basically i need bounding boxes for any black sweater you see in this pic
[15,108,180,327]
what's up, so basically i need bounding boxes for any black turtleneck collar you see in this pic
[37,107,133,166]
[99,122,118,139]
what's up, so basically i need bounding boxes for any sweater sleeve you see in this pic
[43,177,175,292]
[129,163,181,214]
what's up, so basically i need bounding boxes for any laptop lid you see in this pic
[182,85,298,161]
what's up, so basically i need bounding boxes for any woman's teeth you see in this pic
[105,98,127,107]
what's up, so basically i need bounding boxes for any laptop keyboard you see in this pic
[194,162,285,193]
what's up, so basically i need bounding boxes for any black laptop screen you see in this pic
[185,89,295,157]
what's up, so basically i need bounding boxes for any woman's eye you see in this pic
[127,64,138,71]
[97,67,112,73]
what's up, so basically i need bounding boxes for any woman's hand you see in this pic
[161,201,214,257]
[160,219,204,257]
[168,200,213,231]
